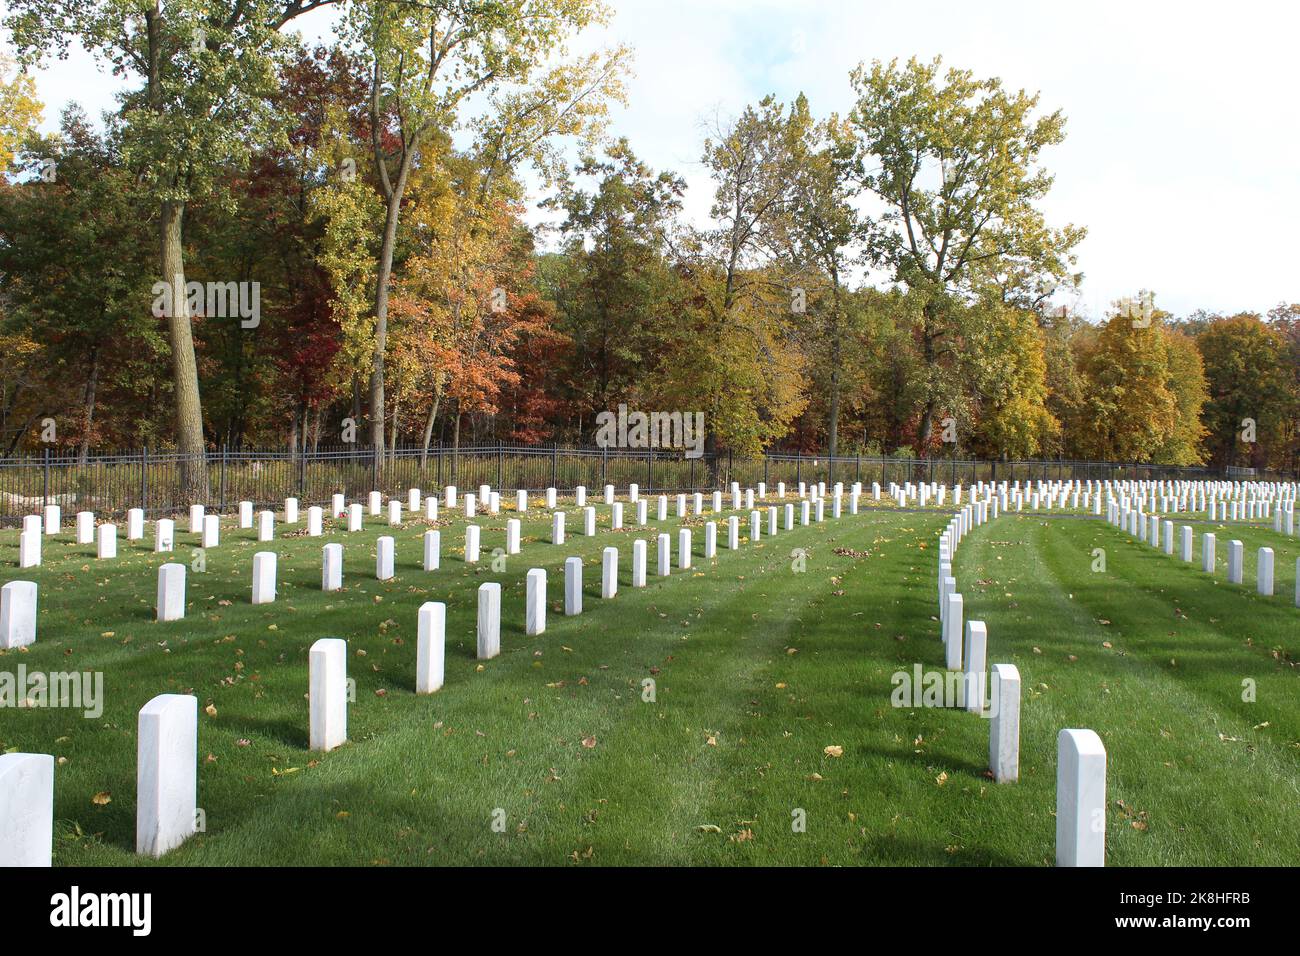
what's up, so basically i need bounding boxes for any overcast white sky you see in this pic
[13,0,1299,320]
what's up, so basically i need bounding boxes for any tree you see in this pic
[1072,299,1207,465]
[540,138,684,424]
[348,0,626,474]
[847,56,1084,450]
[1194,314,1291,468]
[0,107,161,458]
[684,95,808,462]
[0,55,42,170]
[7,0,340,498]
[781,96,865,466]
[964,302,1057,459]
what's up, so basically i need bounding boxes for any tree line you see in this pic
[1,1,1296,488]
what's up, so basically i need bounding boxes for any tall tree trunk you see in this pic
[420,378,444,466]
[917,299,940,449]
[78,345,99,465]
[161,199,209,502]
[388,388,400,463]
[289,404,301,461]
[368,134,419,479]
[826,280,843,478]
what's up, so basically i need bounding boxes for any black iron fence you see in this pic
[0,444,1285,524]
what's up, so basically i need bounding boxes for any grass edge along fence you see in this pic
[0,444,1270,524]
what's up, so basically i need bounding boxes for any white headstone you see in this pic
[1258,547,1274,596]
[388,500,402,526]
[678,528,692,570]
[1202,533,1215,573]
[154,518,174,553]
[252,551,277,604]
[376,535,395,580]
[464,524,480,563]
[704,521,717,559]
[425,496,438,521]
[602,547,618,599]
[728,516,739,550]
[258,510,274,542]
[348,503,363,532]
[475,580,499,660]
[369,491,382,515]
[963,620,987,713]
[409,488,421,512]
[507,518,521,555]
[0,581,37,649]
[526,569,547,636]
[97,523,117,559]
[632,539,647,587]
[612,502,623,530]
[307,506,323,537]
[1227,539,1243,584]
[188,504,204,534]
[0,752,53,866]
[517,489,528,513]
[332,493,346,518]
[128,508,145,540]
[657,534,671,576]
[565,556,583,616]
[417,602,445,693]
[76,511,94,544]
[136,694,198,858]
[552,511,566,545]
[284,497,299,524]
[156,563,186,621]
[943,593,963,670]
[239,500,253,529]
[309,638,347,751]
[202,513,220,548]
[445,485,457,508]
[1056,728,1106,867]
[989,663,1020,783]
[322,543,343,591]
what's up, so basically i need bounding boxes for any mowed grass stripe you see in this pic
[958,515,1300,866]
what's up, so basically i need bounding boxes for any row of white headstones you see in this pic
[934,476,1300,868]
[1110,502,1296,598]
[2,477,897,866]
[3,475,1289,866]
[940,486,1105,868]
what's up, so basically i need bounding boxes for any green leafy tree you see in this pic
[847,56,1084,449]
[7,0,338,498]
[348,0,627,472]
[1194,314,1291,468]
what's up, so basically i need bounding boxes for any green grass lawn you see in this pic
[2,500,1297,866]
